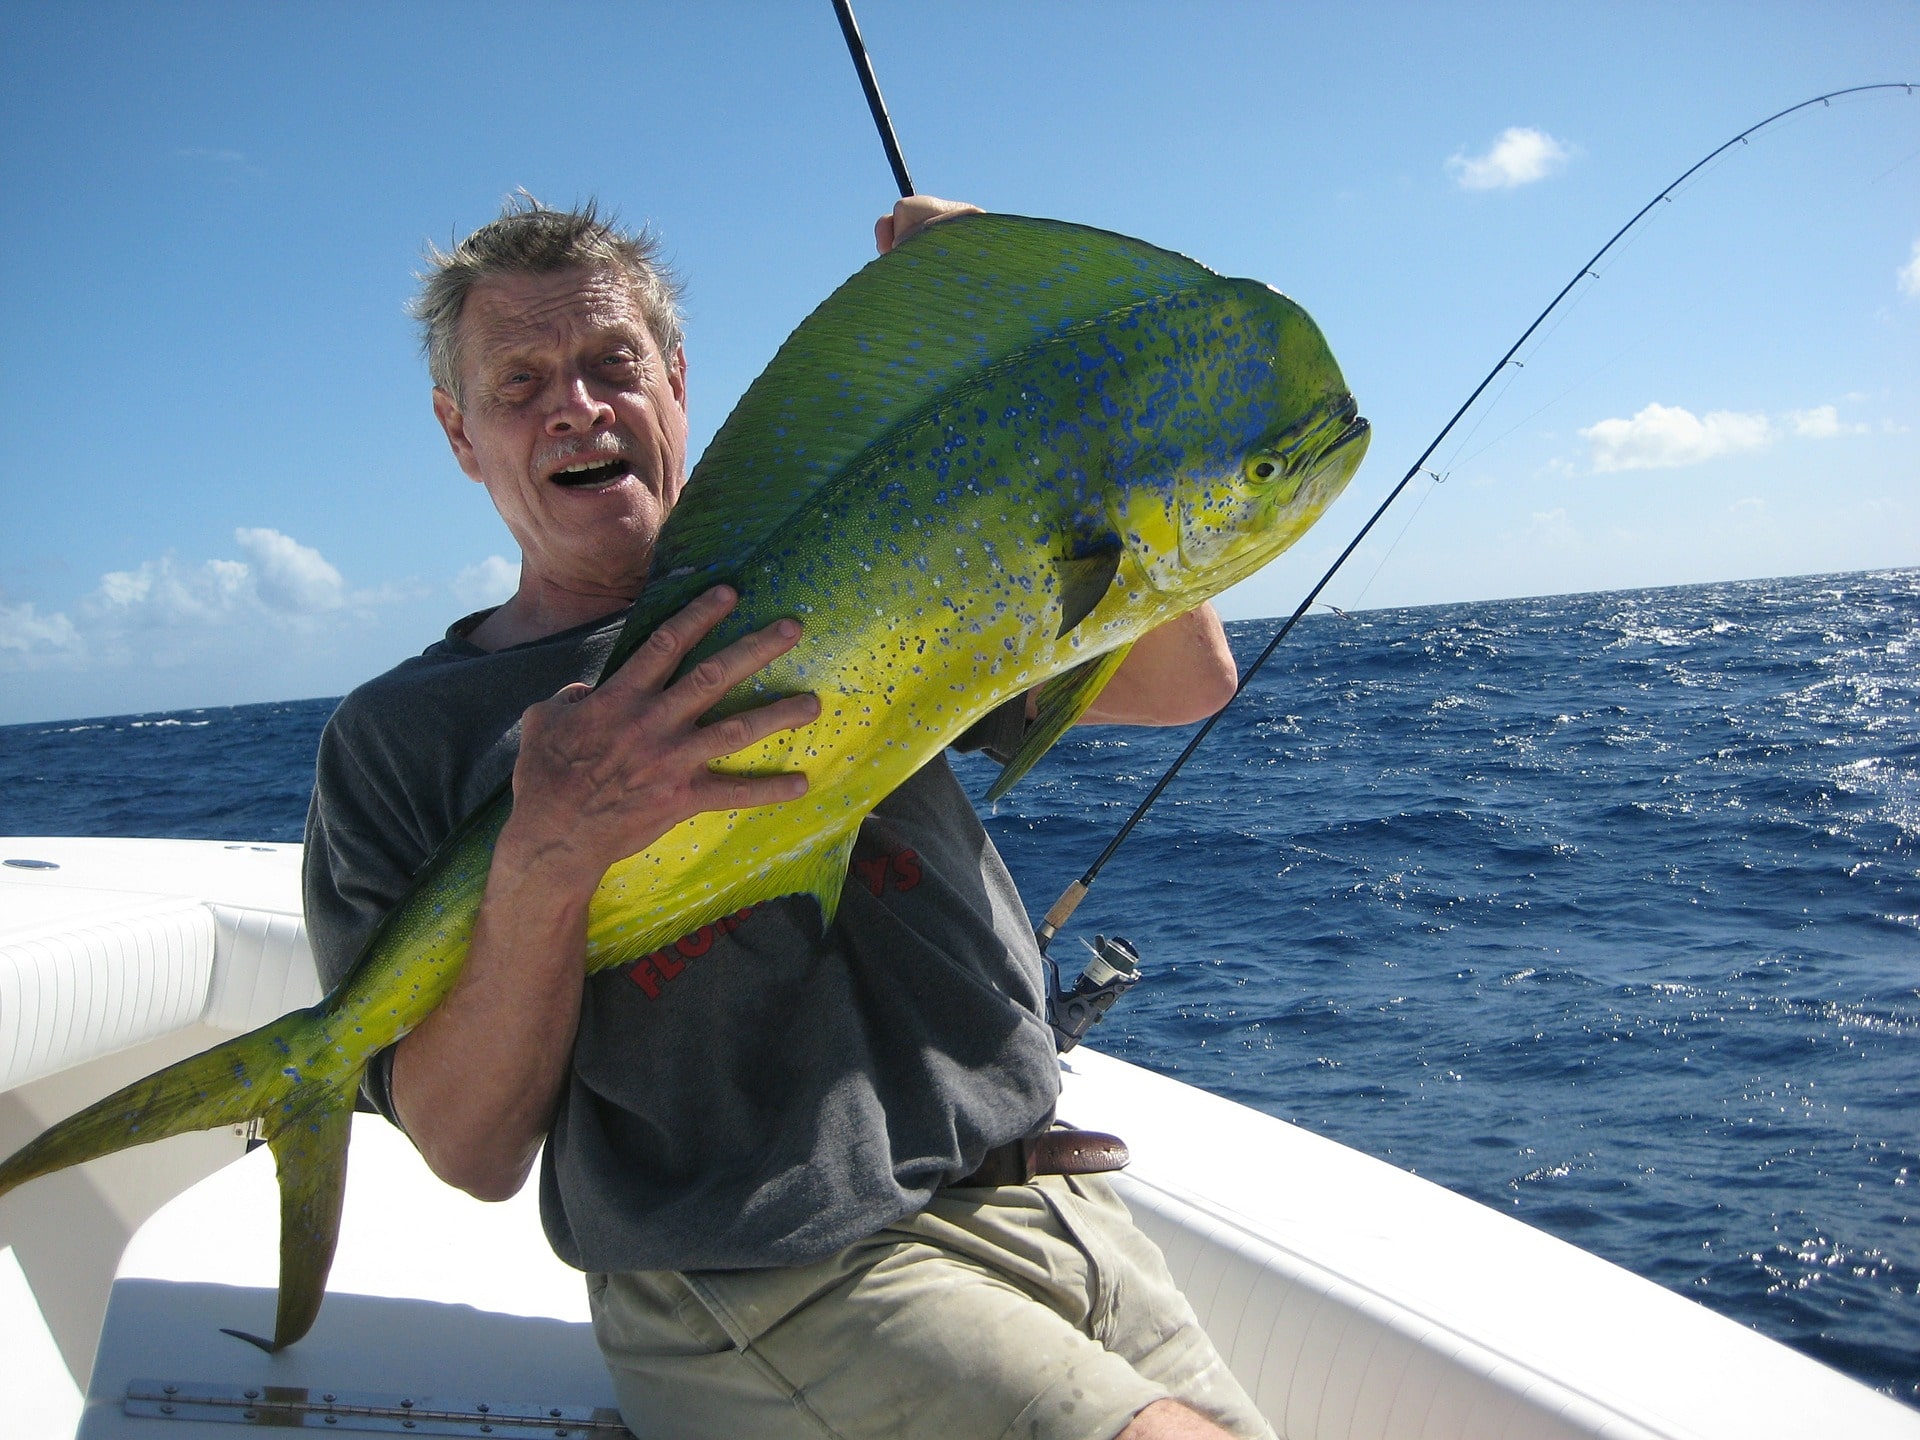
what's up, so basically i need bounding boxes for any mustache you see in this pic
[537,435,631,470]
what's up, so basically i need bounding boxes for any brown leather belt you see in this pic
[953,1127,1130,1188]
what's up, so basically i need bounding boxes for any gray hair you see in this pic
[411,194,685,400]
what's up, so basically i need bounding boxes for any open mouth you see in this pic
[1307,393,1369,469]
[549,457,634,488]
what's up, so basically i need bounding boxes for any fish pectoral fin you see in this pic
[224,1091,354,1353]
[985,643,1136,803]
[1053,546,1122,639]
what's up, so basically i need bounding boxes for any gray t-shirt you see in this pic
[303,607,1061,1273]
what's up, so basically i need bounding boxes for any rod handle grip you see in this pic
[1034,880,1090,951]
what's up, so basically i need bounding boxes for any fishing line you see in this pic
[1870,143,1920,182]
[1453,341,1631,470]
[1025,82,1918,958]
[1344,472,1443,614]
[819,25,1913,968]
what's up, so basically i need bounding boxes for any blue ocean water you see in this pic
[2,568,1915,1404]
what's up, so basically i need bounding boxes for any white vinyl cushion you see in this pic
[0,899,217,1091]
[203,904,323,1031]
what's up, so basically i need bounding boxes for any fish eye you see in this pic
[1244,452,1303,504]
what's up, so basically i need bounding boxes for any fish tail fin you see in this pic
[224,1093,354,1352]
[0,1005,362,1352]
[0,1015,310,1194]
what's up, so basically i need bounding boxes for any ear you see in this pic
[666,346,688,414]
[432,387,485,484]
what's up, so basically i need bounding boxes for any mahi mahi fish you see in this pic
[0,214,1369,1350]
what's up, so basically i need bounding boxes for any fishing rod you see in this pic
[832,0,916,199]
[827,14,1916,1040]
[1028,81,1918,1046]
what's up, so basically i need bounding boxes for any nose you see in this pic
[545,373,613,435]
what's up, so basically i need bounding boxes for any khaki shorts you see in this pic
[588,1174,1274,1440]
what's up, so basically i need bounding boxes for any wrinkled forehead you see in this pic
[457,265,654,368]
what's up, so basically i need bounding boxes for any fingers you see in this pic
[606,585,804,716]
[694,690,822,764]
[622,584,741,688]
[508,585,819,884]
[672,615,805,723]
[697,764,811,812]
[875,195,983,254]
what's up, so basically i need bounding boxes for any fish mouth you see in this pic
[1323,404,1369,465]
[1261,392,1368,480]
[1313,393,1368,467]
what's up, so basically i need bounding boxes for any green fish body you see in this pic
[0,215,1368,1349]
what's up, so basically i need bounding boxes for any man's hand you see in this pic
[875,195,982,255]
[503,585,820,895]
[392,586,818,1201]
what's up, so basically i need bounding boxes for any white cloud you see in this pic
[1580,403,1772,472]
[0,529,383,680]
[175,147,259,181]
[1447,127,1572,190]
[1785,405,1866,440]
[1899,239,1920,300]
[452,555,519,609]
[1579,399,1871,472]
[235,527,345,613]
[1527,507,1579,549]
[88,554,253,629]
[0,602,81,657]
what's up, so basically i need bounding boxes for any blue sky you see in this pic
[1,2,1915,725]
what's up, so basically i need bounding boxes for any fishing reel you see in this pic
[1044,933,1144,1053]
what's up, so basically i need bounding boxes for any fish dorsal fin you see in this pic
[603,215,1220,677]
[984,642,1135,803]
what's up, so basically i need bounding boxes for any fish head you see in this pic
[1107,280,1369,603]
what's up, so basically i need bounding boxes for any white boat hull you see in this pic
[2,837,1913,1439]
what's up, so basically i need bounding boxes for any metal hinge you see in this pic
[125,1381,635,1437]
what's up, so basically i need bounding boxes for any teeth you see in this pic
[556,458,625,475]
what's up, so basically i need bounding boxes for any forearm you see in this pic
[388,590,818,1200]
[389,827,593,1200]
[1079,603,1237,725]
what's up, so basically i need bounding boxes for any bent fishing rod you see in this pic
[829,10,1916,1039]
[1029,81,1919,976]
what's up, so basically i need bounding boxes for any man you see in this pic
[304,194,1273,1440]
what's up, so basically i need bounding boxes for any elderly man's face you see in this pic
[432,265,689,603]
